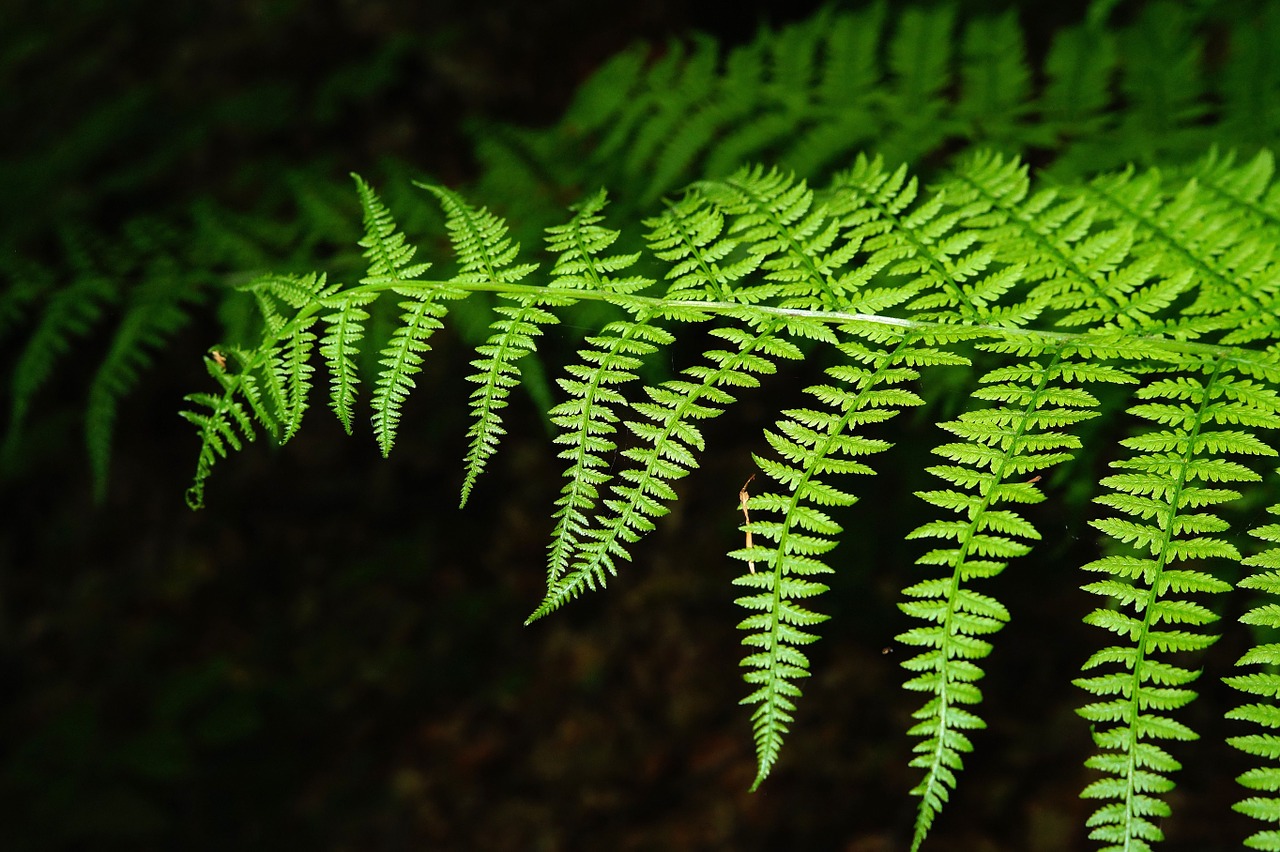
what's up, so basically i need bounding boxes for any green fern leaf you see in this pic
[1227,490,1280,849]
[542,191,660,579]
[371,291,449,458]
[1077,363,1279,850]
[319,291,377,435]
[740,323,964,790]
[902,342,1129,850]
[4,227,118,460]
[180,349,261,510]
[415,182,539,495]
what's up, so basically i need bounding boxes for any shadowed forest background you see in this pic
[1,0,1265,849]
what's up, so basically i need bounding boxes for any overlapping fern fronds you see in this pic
[171,143,1280,849]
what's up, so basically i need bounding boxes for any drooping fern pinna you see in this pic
[181,145,1280,849]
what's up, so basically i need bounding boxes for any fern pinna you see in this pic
[180,146,1280,848]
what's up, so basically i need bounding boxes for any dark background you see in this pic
[0,1,1259,849]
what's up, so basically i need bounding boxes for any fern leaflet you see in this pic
[1076,363,1280,850]
[1226,489,1280,849]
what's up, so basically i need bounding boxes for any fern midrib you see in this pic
[911,345,1064,851]
[546,330,630,581]
[369,276,1277,370]
[1113,360,1221,852]
[328,296,363,434]
[460,297,543,505]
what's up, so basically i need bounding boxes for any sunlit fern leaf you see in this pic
[532,169,862,619]
[529,314,811,623]
[352,176,442,457]
[644,190,762,303]
[180,349,262,510]
[1225,492,1280,850]
[699,166,862,309]
[546,314,671,584]
[1076,363,1279,851]
[829,153,1037,327]
[1079,162,1280,345]
[902,341,1130,850]
[173,145,1280,851]
[320,291,377,436]
[413,182,540,502]
[542,191,659,580]
[739,322,966,790]
[242,273,333,444]
[371,290,451,458]
[353,173,432,286]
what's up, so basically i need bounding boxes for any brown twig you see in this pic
[739,474,756,574]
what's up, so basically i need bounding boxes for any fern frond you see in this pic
[529,315,813,623]
[371,289,451,458]
[1217,3,1280,150]
[740,323,967,790]
[1076,363,1280,850]
[354,174,432,285]
[542,191,661,580]
[1225,486,1280,849]
[319,291,377,435]
[902,341,1132,849]
[829,153,1037,327]
[877,5,957,164]
[644,189,762,302]
[4,228,118,460]
[242,273,333,443]
[356,178,453,458]
[180,348,263,510]
[412,182,542,503]
[86,276,197,498]
[955,12,1037,150]
[699,166,861,310]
